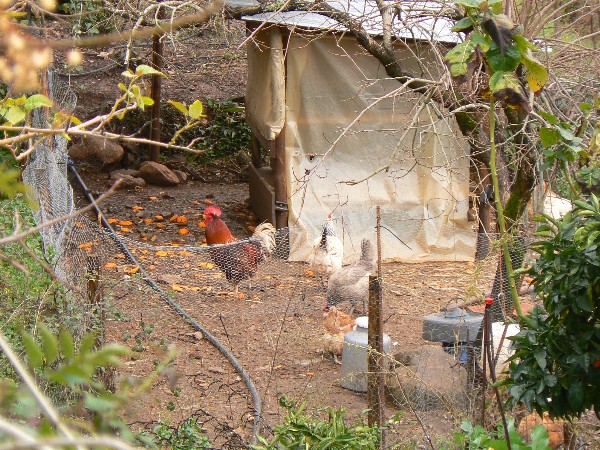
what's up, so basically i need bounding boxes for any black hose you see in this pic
[67,160,262,444]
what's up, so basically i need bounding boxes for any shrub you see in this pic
[504,194,600,419]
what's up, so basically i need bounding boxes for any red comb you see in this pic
[204,205,222,216]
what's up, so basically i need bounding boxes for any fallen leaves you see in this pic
[171,284,212,293]
[170,215,188,224]
[178,228,190,235]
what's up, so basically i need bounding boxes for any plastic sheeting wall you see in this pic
[247,30,475,262]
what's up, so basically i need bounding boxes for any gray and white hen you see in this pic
[325,239,376,313]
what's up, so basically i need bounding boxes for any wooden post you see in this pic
[367,206,384,448]
[272,131,288,229]
[251,134,263,168]
[479,164,492,234]
[86,255,103,346]
[149,2,165,162]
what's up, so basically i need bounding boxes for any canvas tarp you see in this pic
[247,30,475,262]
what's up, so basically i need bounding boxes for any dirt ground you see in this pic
[49,15,595,449]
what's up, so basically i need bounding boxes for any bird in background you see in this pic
[325,238,376,314]
[203,205,276,296]
[308,214,343,287]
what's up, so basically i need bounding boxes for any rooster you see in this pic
[308,215,343,287]
[325,239,376,313]
[204,205,276,296]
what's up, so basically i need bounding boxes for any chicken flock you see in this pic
[202,206,374,358]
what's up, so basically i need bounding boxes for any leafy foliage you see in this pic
[251,396,381,450]
[457,419,551,450]
[143,417,212,449]
[503,194,600,419]
[188,99,252,163]
[1,327,139,441]
[445,0,548,112]
[59,0,111,36]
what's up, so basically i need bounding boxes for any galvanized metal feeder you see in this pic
[422,308,484,363]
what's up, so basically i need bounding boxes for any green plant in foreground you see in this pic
[143,417,212,449]
[504,194,600,420]
[252,396,381,450]
[457,419,551,450]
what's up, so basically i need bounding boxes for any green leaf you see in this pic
[489,71,520,93]
[557,126,576,142]
[79,332,96,355]
[450,62,469,76]
[168,100,189,116]
[121,69,135,78]
[117,82,127,91]
[24,94,53,110]
[522,54,547,92]
[534,349,547,370]
[568,382,584,411]
[513,34,539,53]
[486,43,521,72]
[22,332,43,369]
[189,100,205,120]
[575,294,594,312]
[540,127,560,147]
[454,0,482,7]
[140,96,154,106]
[60,329,74,359]
[134,64,165,77]
[84,393,118,412]
[489,0,503,14]
[2,106,26,125]
[39,325,59,365]
[451,17,475,32]
[470,33,490,52]
[530,424,550,450]
[539,110,558,125]
[445,40,476,65]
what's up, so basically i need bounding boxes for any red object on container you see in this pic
[485,297,494,306]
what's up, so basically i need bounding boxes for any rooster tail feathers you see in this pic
[319,218,338,248]
[252,222,276,256]
[360,239,375,264]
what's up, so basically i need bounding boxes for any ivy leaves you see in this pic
[445,0,548,113]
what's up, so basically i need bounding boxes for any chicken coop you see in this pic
[238,0,476,263]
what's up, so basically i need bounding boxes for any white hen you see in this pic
[308,215,343,285]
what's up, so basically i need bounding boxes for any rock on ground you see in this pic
[137,161,180,186]
[68,135,125,167]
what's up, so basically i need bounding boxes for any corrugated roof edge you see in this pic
[235,0,461,44]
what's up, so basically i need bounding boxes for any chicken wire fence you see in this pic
[18,72,538,446]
